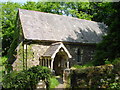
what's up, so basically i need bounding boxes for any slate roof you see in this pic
[43,42,72,58]
[43,43,60,57]
[18,9,107,43]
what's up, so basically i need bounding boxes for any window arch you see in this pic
[77,48,80,62]
[77,48,83,63]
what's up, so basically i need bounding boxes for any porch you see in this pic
[39,42,72,76]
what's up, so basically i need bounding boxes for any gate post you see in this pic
[63,68,70,83]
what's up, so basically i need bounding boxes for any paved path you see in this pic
[55,76,65,89]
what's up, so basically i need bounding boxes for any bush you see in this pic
[0,56,13,75]
[49,76,59,88]
[71,62,93,69]
[2,65,51,89]
[104,59,112,64]
[71,65,86,69]
[70,64,120,89]
[0,56,8,66]
[0,56,8,73]
[112,58,120,64]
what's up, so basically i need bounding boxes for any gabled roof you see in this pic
[18,9,107,43]
[43,42,72,59]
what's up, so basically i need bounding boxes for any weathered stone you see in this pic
[36,80,46,89]
[10,9,106,73]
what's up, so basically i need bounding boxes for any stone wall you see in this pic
[12,42,24,71]
[12,41,96,71]
[70,63,120,88]
[65,44,96,66]
[12,42,50,71]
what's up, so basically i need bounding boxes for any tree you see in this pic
[3,1,119,66]
[1,1,94,57]
[1,2,21,56]
[60,2,93,20]
[93,2,120,65]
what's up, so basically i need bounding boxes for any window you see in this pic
[90,50,95,60]
[77,49,80,62]
[77,48,83,63]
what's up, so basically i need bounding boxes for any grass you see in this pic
[71,61,94,69]
[49,76,59,88]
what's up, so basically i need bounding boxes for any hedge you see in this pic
[70,63,120,89]
[2,65,51,89]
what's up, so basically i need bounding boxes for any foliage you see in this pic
[72,61,94,69]
[0,56,13,74]
[1,1,120,66]
[93,2,120,65]
[109,82,120,89]
[0,56,8,82]
[2,71,19,88]
[60,2,93,20]
[2,65,51,89]
[1,2,21,56]
[72,65,87,69]
[70,63,120,89]
[49,76,59,88]
[104,59,111,64]
[1,1,95,57]
[0,56,7,66]
[112,58,120,65]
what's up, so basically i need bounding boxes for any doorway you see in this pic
[53,49,67,76]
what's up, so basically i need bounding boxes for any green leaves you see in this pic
[1,2,21,55]
[71,64,120,89]
[93,2,120,65]
[2,1,119,66]
[1,1,95,56]
[2,65,51,89]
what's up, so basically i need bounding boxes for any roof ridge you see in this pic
[18,8,107,43]
[18,8,99,24]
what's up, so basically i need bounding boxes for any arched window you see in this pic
[77,48,83,63]
[77,49,80,62]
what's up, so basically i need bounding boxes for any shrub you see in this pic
[2,71,19,89]
[104,59,112,64]
[2,65,51,89]
[0,56,8,74]
[70,64,120,89]
[112,58,120,64]
[49,76,59,88]
[71,65,86,69]
[71,62,93,69]
[0,56,8,66]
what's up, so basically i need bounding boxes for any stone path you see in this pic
[55,76,65,89]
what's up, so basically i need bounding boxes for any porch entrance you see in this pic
[41,42,72,75]
[53,49,68,76]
